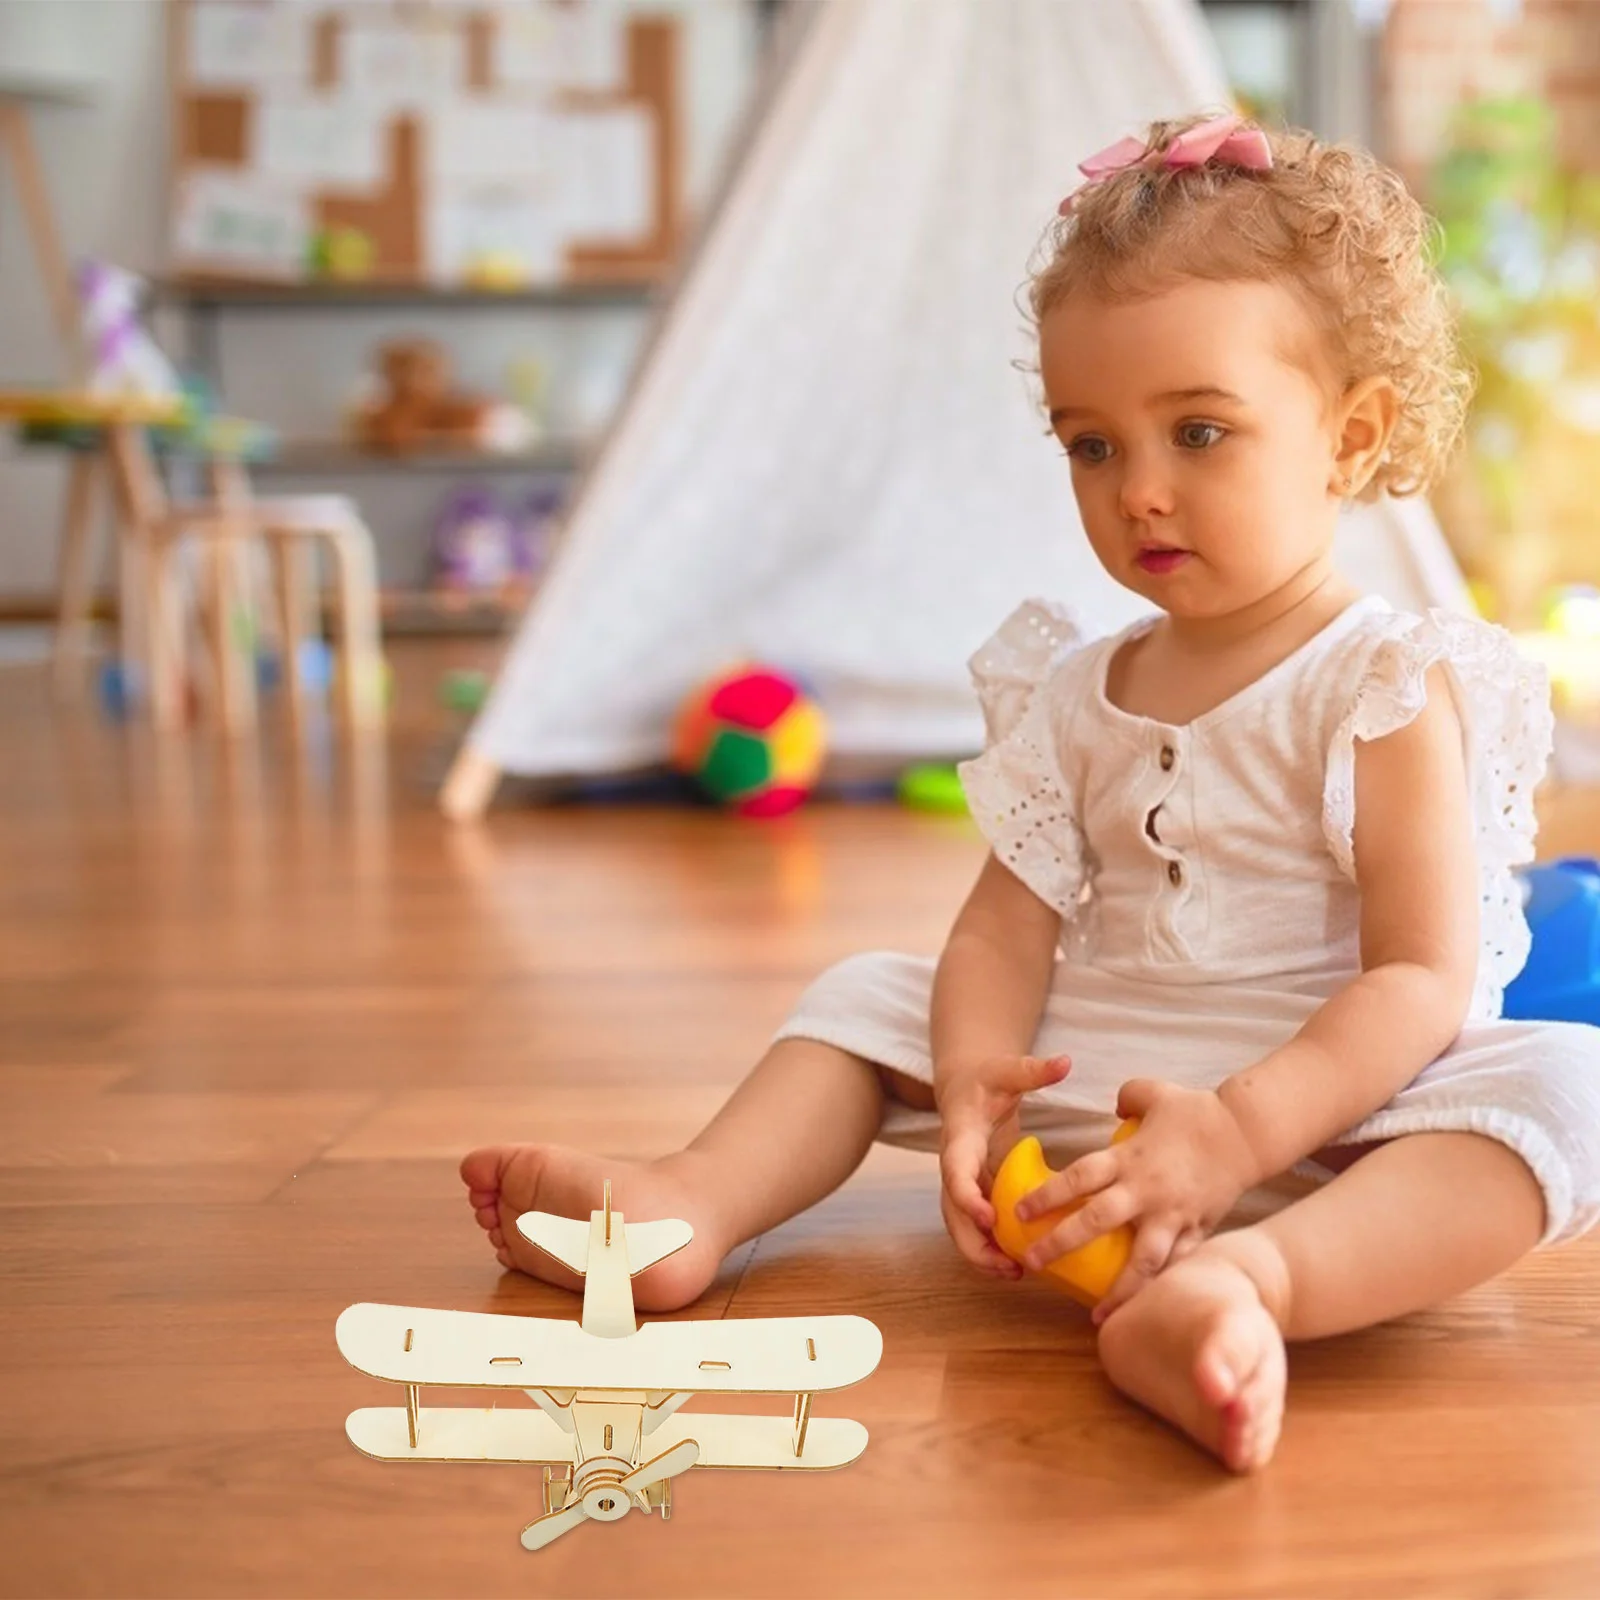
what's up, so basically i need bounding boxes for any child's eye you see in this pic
[1063,435,1112,465]
[1176,421,1226,450]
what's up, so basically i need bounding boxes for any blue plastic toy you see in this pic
[97,660,137,719]
[1503,858,1600,1025]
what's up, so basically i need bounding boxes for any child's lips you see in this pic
[1136,545,1193,575]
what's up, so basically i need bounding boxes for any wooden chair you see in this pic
[101,420,384,734]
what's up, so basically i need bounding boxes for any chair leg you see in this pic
[323,526,383,731]
[118,522,152,713]
[53,451,103,695]
[205,531,256,733]
[271,534,310,736]
[146,534,187,732]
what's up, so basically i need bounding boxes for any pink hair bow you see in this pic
[1058,113,1273,216]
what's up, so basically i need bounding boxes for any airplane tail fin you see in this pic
[515,1208,694,1279]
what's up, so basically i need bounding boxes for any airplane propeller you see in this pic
[520,1438,701,1551]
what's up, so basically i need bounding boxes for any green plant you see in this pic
[1429,95,1600,614]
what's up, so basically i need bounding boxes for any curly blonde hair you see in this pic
[1029,112,1474,499]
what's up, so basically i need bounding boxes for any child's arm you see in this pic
[1216,662,1479,1175]
[1014,666,1480,1296]
[932,854,1070,1274]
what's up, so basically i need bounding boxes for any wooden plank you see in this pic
[3,644,1600,1595]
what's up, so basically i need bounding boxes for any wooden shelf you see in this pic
[380,587,527,636]
[259,437,590,475]
[154,274,661,312]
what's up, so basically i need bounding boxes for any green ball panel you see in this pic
[699,728,773,799]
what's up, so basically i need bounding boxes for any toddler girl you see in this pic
[461,112,1600,1473]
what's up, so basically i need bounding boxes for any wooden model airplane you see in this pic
[336,1182,883,1550]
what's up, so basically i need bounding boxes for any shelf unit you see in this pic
[153,273,660,634]
[154,274,660,384]
[266,437,591,477]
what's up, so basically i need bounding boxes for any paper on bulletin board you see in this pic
[496,2,627,93]
[558,107,654,242]
[173,169,311,276]
[426,187,565,284]
[188,2,312,87]
[258,98,385,189]
[432,104,553,186]
[342,19,465,107]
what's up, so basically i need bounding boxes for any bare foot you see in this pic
[1095,1243,1288,1473]
[459,1144,729,1311]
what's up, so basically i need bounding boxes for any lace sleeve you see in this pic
[1321,608,1553,1016]
[958,600,1088,920]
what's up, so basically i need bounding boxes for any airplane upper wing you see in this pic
[337,1303,882,1392]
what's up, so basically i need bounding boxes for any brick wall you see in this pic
[1381,1,1600,616]
[1382,0,1600,180]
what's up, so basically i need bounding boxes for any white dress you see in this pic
[775,595,1600,1244]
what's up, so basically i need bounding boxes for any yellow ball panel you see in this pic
[769,700,827,785]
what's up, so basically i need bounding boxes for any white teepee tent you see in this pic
[443,0,1468,819]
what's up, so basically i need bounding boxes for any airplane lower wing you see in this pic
[337,1302,883,1392]
[346,1405,869,1471]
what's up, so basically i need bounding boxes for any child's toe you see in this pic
[459,1147,507,1192]
[1193,1311,1264,1408]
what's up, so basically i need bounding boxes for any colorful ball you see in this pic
[672,666,826,817]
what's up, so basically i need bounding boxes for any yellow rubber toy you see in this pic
[989,1121,1140,1308]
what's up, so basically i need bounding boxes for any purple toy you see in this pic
[431,487,517,592]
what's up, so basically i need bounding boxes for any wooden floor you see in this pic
[5,646,1600,1599]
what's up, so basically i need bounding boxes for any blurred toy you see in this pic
[440,667,491,715]
[100,658,202,724]
[12,371,274,461]
[897,763,969,815]
[77,260,182,401]
[256,651,283,692]
[989,1122,1139,1307]
[309,225,375,281]
[97,659,137,720]
[353,340,531,456]
[298,637,335,695]
[506,356,549,440]
[464,250,530,290]
[334,653,394,710]
[1504,858,1600,1025]
[294,637,390,712]
[672,666,827,817]
[432,487,519,592]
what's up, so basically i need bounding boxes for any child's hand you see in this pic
[1012,1080,1261,1316]
[936,1053,1072,1278]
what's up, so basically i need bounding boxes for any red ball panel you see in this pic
[736,785,808,818]
[707,671,798,732]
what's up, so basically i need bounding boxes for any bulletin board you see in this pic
[167,1,682,288]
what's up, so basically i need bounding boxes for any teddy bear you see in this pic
[355,339,495,455]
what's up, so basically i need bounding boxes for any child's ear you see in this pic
[1330,376,1399,498]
